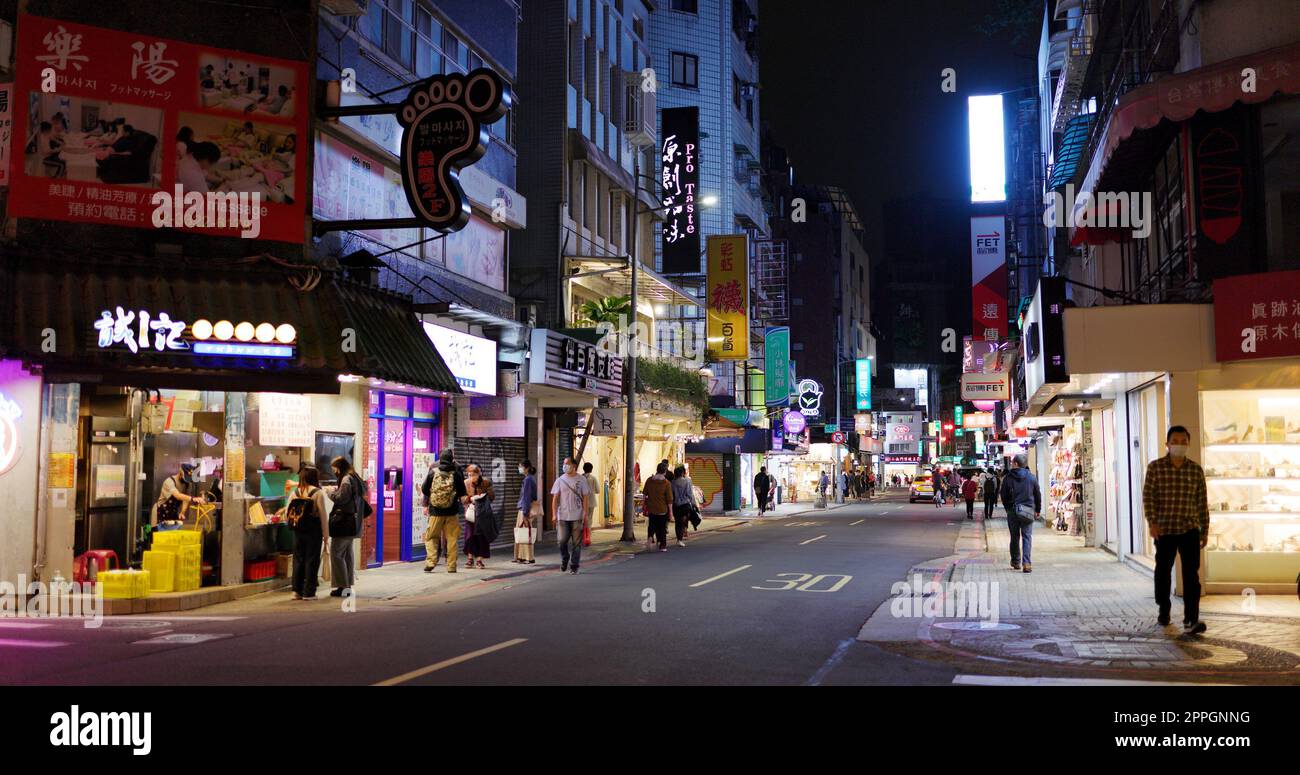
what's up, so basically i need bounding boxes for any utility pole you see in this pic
[621,152,642,542]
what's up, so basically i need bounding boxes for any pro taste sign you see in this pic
[8,15,309,242]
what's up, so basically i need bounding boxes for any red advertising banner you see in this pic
[8,14,308,242]
[970,215,1007,341]
[1213,269,1300,363]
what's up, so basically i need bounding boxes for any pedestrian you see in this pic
[933,474,945,507]
[323,456,365,598]
[818,471,830,499]
[1000,454,1041,572]
[461,462,495,570]
[286,466,329,600]
[513,460,539,564]
[671,464,699,546]
[642,460,673,552]
[948,469,962,508]
[961,474,978,520]
[981,467,998,519]
[1142,425,1209,634]
[422,447,466,573]
[550,456,591,573]
[839,470,849,502]
[753,466,771,515]
[582,461,600,532]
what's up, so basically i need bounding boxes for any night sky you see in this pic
[759,0,1037,258]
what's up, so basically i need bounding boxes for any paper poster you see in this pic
[225,447,244,483]
[48,452,75,488]
[258,393,312,447]
[94,464,126,499]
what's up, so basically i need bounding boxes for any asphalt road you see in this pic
[3,492,965,685]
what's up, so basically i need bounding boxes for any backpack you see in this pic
[427,468,457,510]
[286,487,319,532]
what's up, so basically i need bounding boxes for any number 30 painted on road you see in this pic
[752,573,852,592]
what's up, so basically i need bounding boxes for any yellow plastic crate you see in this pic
[99,569,151,599]
[153,530,202,547]
[142,551,175,593]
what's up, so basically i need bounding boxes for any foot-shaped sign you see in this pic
[397,68,511,233]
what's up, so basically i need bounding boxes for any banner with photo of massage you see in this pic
[7,13,308,243]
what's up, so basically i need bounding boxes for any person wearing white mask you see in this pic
[549,457,591,574]
[1142,425,1209,634]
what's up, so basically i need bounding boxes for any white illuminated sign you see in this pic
[968,94,1006,203]
[94,309,297,358]
[423,323,497,396]
[95,307,188,353]
[0,391,22,476]
[796,378,823,417]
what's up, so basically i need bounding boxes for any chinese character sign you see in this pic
[0,83,11,187]
[970,215,1007,340]
[660,107,700,274]
[707,234,749,361]
[855,357,871,410]
[8,14,309,242]
[764,326,791,406]
[1213,269,1300,363]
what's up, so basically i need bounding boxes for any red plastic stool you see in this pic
[74,550,120,582]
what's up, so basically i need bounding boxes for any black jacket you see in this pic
[999,467,1041,515]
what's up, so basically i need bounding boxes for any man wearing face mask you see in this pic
[550,457,591,574]
[1142,425,1209,634]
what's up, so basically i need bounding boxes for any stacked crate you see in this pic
[152,531,202,591]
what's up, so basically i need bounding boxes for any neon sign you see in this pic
[796,378,823,417]
[94,310,297,358]
[0,392,23,476]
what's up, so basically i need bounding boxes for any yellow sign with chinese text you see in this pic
[706,234,749,361]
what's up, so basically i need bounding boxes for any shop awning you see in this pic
[1073,40,1300,244]
[566,256,701,309]
[1046,113,1095,190]
[0,252,462,394]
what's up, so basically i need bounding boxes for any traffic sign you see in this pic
[823,423,837,434]
[832,431,846,444]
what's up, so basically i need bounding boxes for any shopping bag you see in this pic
[320,542,331,582]
[464,503,477,523]
[513,525,537,544]
[582,523,591,547]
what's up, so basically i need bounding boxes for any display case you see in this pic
[1200,388,1300,584]
[1048,429,1084,534]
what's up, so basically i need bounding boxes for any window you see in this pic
[671,0,699,12]
[632,17,644,40]
[671,52,698,88]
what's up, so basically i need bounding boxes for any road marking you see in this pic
[0,637,70,648]
[374,638,528,686]
[133,633,229,645]
[0,621,52,629]
[806,638,855,686]
[689,564,752,588]
[800,534,826,545]
[849,519,864,525]
[952,675,1233,686]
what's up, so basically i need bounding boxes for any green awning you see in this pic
[1047,113,1096,190]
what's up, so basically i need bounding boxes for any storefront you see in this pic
[0,254,461,585]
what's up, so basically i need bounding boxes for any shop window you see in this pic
[671,0,698,13]
[384,392,410,417]
[413,395,437,421]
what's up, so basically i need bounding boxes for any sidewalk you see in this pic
[726,498,858,519]
[860,511,1300,682]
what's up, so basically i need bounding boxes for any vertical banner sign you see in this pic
[970,215,1007,341]
[854,357,871,410]
[1040,276,1068,383]
[1189,105,1259,283]
[8,14,309,242]
[764,326,791,406]
[707,234,749,360]
[0,83,11,187]
[660,106,700,274]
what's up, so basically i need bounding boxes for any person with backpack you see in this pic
[1000,454,1042,572]
[324,456,368,598]
[287,466,330,600]
[981,468,999,520]
[422,447,466,574]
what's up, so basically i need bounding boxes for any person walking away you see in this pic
[287,467,329,600]
[962,475,979,520]
[513,460,540,564]
[461,463,496,569]
[1000,455,1041,572]
[982,468,998,520]
[1142,425,1209,634]
[948,469,962,508]
[839,470,849,503]
[323,457,365,598]
[550,457,591,573]
[422,447,466,573]
[818,471,830,500]
[933,474,945,507]
[671,465,700,546]
[753,466,771,515]
[582,462,600,535]
[642,461,674,552]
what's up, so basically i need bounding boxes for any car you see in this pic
[909,474,934,503]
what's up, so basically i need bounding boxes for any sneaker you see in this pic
[291,592,303,600]
[447,568,457,574]
[1022,563,1032,573]
[569,567,579,575]
[1184,621,1207,635]
[1158,610,1171,626]
[677,540,686,547]
[659,547,668,552]
[329,588,344,597]
[561,563,568,573]
[423,565,436,573]
[1010,562,1021,570]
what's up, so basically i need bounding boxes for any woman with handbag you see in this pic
[286,467,330,600]
[323,456,366,598]
[513,460,540,564]
[461,463,496,569]
[670,464,700,547]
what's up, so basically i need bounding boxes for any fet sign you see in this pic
[1213,269,1300,363]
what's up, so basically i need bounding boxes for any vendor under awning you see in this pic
[0,251,462,395]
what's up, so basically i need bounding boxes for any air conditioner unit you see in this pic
[624,71,656,149]
[321,0,365,15]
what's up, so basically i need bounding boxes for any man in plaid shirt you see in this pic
[1142,425,1209,634]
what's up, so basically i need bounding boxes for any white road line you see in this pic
[374,638,528,686]
[0,637,70,648]
[688,564,753,588]
[800,535,827,545]
[0,621,52,629]
[849,519,864,525]
[952,675,1232,686]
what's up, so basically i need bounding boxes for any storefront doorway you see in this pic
[363,390,442,567]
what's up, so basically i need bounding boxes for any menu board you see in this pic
[258,393,312,447]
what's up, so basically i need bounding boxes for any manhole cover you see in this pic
[933,621,1021,632]
[132,633,228,645]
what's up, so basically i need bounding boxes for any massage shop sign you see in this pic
[8,14,309,241]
